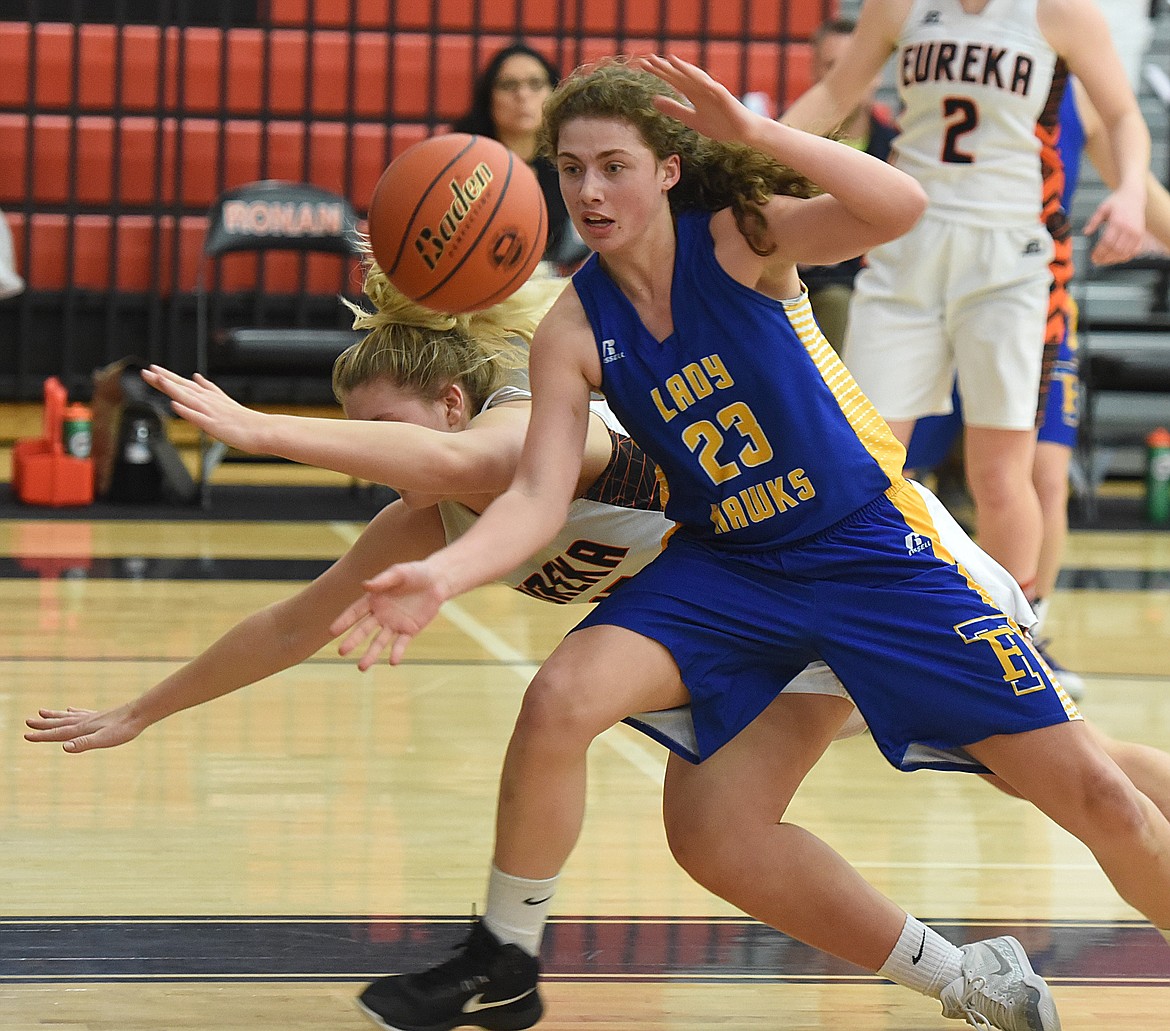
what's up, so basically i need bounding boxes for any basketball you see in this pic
[367,133,549,313]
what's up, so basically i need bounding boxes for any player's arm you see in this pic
[636,54,925,281]
[141,364,528,496]
[780,0,907,135]
[1073,79,1170,256]
[330,291,599,667]
[747,123,926,271]
[25,500,446,752]
[1043,0,1149,263]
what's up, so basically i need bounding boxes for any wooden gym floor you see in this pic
[0,430,1167,1030]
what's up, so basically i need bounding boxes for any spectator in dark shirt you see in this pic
[453,42,589,272]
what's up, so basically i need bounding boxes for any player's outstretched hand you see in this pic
[141,365,268,453]
[329,560,447,670]
[25,704,148,753]
[631,54,757,145]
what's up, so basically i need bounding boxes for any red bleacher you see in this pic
[266,0,827,39]
[1,5,828,296]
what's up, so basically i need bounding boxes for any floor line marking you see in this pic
[441,598,667,784]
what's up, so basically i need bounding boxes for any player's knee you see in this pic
[1066,763,1152,843]
[514,664,609,748]
[664,810,721,887]
[663,791,733,887]
[1031,461,1069,508]
[966,462,1021,503]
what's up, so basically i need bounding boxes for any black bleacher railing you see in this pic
[0,0,837,401]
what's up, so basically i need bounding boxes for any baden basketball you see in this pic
[367,133,549,313]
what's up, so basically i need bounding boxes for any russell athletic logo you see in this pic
[414,162,494,271]
[905,531,932,556]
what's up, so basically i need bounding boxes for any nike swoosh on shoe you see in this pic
[462,988,538,1014]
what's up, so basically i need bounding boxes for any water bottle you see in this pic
[108,414,163,503]
[1147,426,1170,526]
[123,418,153,465]
[62,403,93,459]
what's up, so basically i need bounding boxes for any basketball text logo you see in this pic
[414,162,494,270]
[490,228,528,270]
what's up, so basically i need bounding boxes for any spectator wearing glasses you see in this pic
[454,42,590,272]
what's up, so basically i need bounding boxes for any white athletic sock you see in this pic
[877,915,964,999]
[1031,596,1050,634]
[481,864,558,957]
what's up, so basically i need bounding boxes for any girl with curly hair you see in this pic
[332,55,1170,1031]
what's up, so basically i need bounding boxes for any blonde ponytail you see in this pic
[333,249,568,409]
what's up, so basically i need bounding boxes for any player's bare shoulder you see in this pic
[857,0,914,49]
[531,281,603,388]
[1036,0,1108,56]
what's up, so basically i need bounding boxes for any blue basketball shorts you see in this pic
[1037,317,1080,448]
[577,487,1080,772]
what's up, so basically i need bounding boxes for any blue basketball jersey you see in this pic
[572,211,906,547]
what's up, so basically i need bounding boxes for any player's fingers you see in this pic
[361,566,407,592]
[337,614,377,657]
[389,631,415,667]
[143,364,181,385]
[167,401,212,428]
[24,723,87,742]
[26,712,90,730]
[664,53,711,84]
[192,372,229,397]
[357,628,395,672]
[147,366,200,397]
[653,62,695,96]
[633,55,686,89]
[652,96,697,121]
[61,735,98,753]
[329,598,371,640]
[25,717,74,731]
[37,707,91,719]
[1092,225,1138,265]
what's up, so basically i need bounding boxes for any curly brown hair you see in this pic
[535,58,818,256]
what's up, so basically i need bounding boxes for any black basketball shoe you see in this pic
[357,918,543,1031]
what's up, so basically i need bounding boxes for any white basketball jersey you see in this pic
[438,389,671,605]
[892,0,1057,225]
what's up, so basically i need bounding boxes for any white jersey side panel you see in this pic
[912,479,1036,631]
[893,0,1057,225]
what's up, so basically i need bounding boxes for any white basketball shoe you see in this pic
[940,935,1061,1031]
